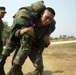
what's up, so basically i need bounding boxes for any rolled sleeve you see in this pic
[14,29,21,37]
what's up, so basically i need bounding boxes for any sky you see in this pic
[0,0,76,38]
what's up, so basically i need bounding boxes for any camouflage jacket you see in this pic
[31,19,56,53]
[10,1,46,40]
[0,19,4,47]
[11,4,46,33]
[9,2,55,48]
[34,20,56,43]
[34,19,56,40]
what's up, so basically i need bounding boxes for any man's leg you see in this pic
[7,34,34,75]
[0,55,7,75]
[8,64,23,75]
[29,49,44,75]
[0,39,17,75]
[0,40,3,57]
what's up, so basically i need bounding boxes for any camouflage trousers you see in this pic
[0,46,3,57]
[2,31,20,57]
[0,40,3,57]
[8,33,44,75]
[29,48,44,75]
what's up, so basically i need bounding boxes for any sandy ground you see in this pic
[4,41,76,75]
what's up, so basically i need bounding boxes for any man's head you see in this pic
[0,6,6,19]
[40,7,55,26]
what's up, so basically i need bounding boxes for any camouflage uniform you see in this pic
[0,20,4,57]
[0,20,6,75]
[0,1,46,75]
[2,7,36,57]
[2,0,46,57]
[29,20,56,75]
[8,20,56,75]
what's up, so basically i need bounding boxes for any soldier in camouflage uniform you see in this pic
[0,1,46,75]
[0,1,56,75]
[7,7,56,75]
[0,7,6,56]
[0,6,6,75]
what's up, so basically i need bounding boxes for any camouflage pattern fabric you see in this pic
[7,64,23,75]
[2,6,36,57]
[29,45,44,75]
[13,19,56,64]
[0,20,4,57]
[13,33,34,65]
[2,30,20,56]
[1,2,55,74]
[11,6,38,32]
[2,1,46,57]
[11,20,56,75]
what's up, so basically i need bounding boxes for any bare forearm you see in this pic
[20,28,28,35]
[19,27,34,37]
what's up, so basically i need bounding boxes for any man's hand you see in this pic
[43,35,50,47]
[20,27,34,37]
[26,27,34,37]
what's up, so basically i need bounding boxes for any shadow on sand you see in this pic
[24,70,64,75]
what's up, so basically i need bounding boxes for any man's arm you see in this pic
[15,26,35,37]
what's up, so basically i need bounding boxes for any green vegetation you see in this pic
[3,21,10,45]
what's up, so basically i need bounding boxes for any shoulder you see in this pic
[0,20,3,24]
[0,20,4,28]
[50,19,56,25]
[0,19,2,23]
[48,19,56,32]
[49,19,56,27]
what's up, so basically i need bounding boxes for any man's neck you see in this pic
[0,17,2,20]
[36,20,42,27]
[0,18,2,22]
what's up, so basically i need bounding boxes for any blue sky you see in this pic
[0,0,76,37]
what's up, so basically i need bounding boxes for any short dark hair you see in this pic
[0,6,6,10]
[46,7,55,16]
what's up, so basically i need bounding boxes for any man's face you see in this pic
[40,9,54,26]
[0,11,6,18]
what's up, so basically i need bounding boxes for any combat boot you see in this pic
[7,64,23,75]
[0,55,7,75]
[0,68,6,75]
